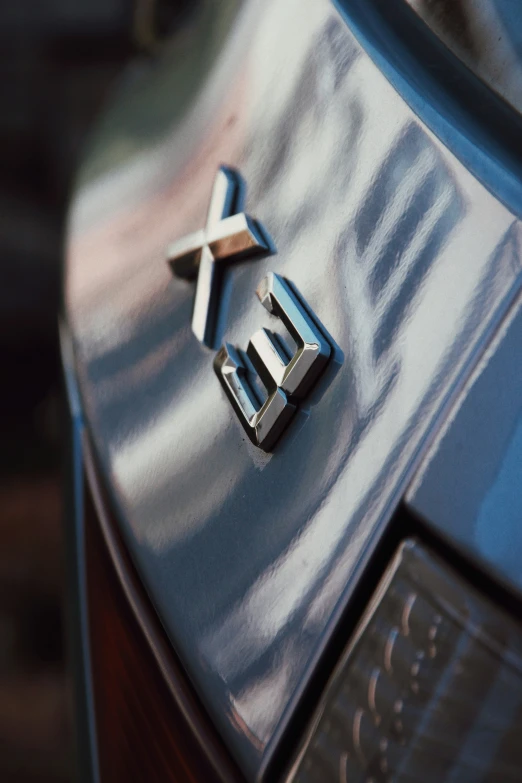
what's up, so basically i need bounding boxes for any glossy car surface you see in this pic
[64,0,522,779]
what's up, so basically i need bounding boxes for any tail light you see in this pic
[80,437,243,783]
[64,323,522,782]
[288,540,522,782]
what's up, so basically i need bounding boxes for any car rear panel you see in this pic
[64,0,522,778]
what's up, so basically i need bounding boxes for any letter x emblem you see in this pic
[167,166,336,451]
[166,167,269,347]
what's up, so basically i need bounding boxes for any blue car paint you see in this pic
[64,0,522,778]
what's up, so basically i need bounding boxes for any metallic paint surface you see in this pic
[406,293,522,597]
[65,0,522,777]
[405,0,522,117]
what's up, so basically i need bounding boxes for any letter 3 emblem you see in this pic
[214,273,331,451]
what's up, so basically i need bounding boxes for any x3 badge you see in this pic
[167,167,332,451]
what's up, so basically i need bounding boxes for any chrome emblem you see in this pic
[167,167,269,347]
[167,167,333,451]
[214,273,331,451]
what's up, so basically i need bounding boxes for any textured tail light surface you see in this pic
[288,540,522,783]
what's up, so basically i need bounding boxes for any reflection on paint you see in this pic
[407,0,522,117]
[66,0,522,775]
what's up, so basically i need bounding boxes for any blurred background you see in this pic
[0,1,188,780]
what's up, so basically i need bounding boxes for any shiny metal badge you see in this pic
[167,167,332,451]
[167,167,269,347]
[214,273,331,451]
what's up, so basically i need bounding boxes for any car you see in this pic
[61,1,522,780]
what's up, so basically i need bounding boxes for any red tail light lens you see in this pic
[83,447,243,783]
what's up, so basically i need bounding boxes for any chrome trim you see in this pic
[167,167,270,347]
[214,273,331,451]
